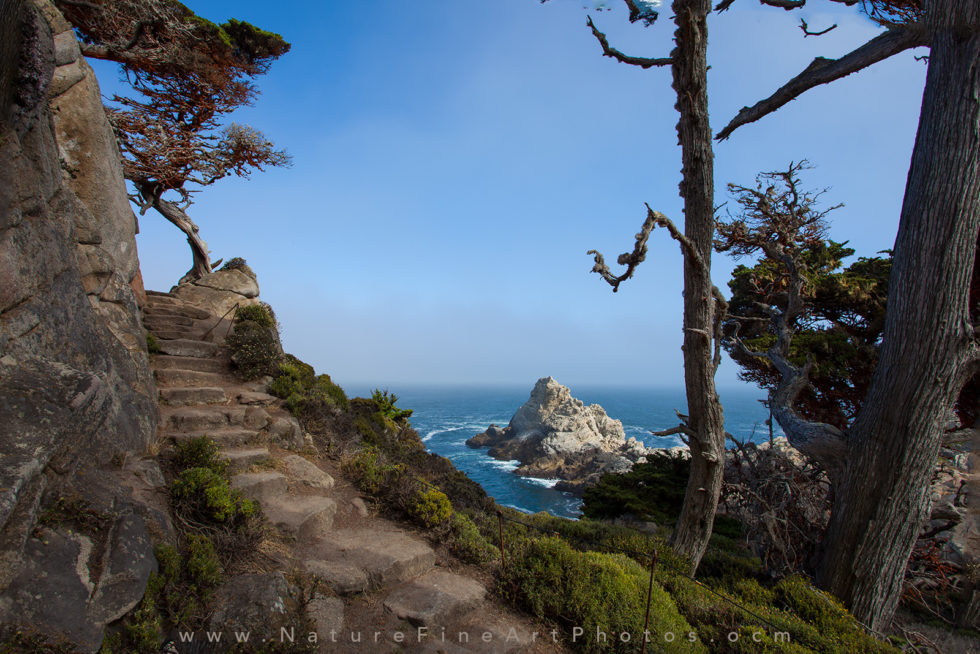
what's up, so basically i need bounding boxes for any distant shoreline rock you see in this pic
[466,377,652,495]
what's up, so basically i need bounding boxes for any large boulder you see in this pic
[170,265,261,329]
[467,377,651,492]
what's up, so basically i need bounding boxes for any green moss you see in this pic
[145,332,161,354]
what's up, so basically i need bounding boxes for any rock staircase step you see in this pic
[156,338,219,358]
[153,329,205,341]
[145,322,196,337]
[151,355,225,373]
[309,529,436,588]
[219,447,271,472]
[263,495,337,540]
[159,387,226,406]
[231,471,288,503]
[237,391,278,406]
[169,429,264,447]
[154,369,227,387]
[164,406,246,432]
[282,455,334,490]
[303,560,369,596]
[146,290,176,298]
[145,305,211,320]
[384,570,486,628]
[144,314,195,328]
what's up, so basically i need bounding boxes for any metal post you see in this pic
[641,548,658,654]
[496,510,506,569]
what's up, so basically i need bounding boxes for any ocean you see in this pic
[347,384,777,519]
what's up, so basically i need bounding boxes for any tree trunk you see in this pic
[139,183,212,283]
[817,0,980,631]
[667,0,727,572]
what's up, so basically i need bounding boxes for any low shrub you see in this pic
[499,537,702,653]
[226,319,281,380]
[235,303,275,329]
[448,512,497,564]
[171,467,256,524]
[219,257,254,275]
[173,435,227,476]
[341,446,404,495]
[409,486,452,529]
[145,332,161,354]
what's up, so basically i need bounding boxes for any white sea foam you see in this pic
[487,459,520,472]
[522,477,561,488]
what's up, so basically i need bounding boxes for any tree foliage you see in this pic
[55,0,291,281]
[718,164,891,429]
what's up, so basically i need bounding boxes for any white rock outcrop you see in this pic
[467,377,650,493]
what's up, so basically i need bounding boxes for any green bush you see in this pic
[145,332,161,354]
[171,467,256,523]
[226,319,281,380]
[220,257,254,275]
[269,373,304,400]
[173,436,227,476]
[448,512,497,564]
[341,447,404,495]
[499,537,702,653]
[235,303,275,329]
[409,486,452,528]
[152,539,223,629]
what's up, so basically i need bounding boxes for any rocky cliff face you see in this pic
[466,377,650,493]
[0,1,159,649]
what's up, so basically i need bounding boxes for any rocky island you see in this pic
[466,377,651,494]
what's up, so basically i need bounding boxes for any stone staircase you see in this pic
[143,290,557,653]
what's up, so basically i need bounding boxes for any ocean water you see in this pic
[350,383,777,519]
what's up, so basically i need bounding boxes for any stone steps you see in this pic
[144,305,211,320]
[154,369,227,388]
[231,471,288,502]
[306,529,437,590]
[151,354,226,373]
[163,406,246,432]
[167,428,265,447]
[156,338,220,359]
[263,495,337,540]
[144,314,195,328]
[142,290,541,653]
[220,447,271,472]
[159,387,226,406]
[383,570,486,628]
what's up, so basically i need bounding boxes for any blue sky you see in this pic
[90,0,927,390]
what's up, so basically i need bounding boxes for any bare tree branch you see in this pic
[716,24,928,140]
[760,0,805,9]
[800,18,838,37]
[587,16,672,69]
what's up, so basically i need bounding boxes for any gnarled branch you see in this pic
[716,24,928,140]
[587,16,672,69]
